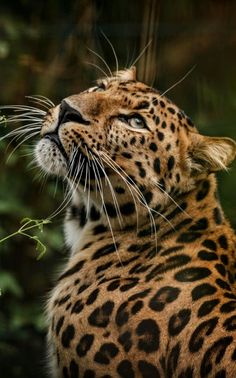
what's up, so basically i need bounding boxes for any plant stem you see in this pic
[0,219,50,244]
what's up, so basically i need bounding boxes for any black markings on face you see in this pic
[153,157,161,174]
[143,191,153,204]
[94,342,119,364]
[88,300,114,328]
[70,205,87,227]
[122,152,132,159]
[157,131,164,141]
[138,136,145,147]
[168,309,191,336]
[120,202,135,215]
[155,116,160,125]
[175,267,211,282]
[152,97,158,106]
[130,136,136,145]
[115,186,125,194]
[134,101,149,110]
[188,317,218,353]
[167,156,175,171]
[93,224,108,234]
[105,202,118,218]
[168,107,176,114]
[135,161,146,178]
[76,334,94,357]
[136,318,160,353]
[160,100,165,108]
[90,205,101,221]
[186,117,194,127]
[176,173,180,182]
[170,122,176,132]
[61,324,75,348]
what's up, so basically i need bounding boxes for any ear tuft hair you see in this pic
[115,66,136,81]
[189,135,236,175]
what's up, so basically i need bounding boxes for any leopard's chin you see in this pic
[35,138,68,177]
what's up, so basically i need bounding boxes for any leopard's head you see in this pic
[36,67,236,226]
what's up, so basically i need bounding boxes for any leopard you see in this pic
[35,66,236,377]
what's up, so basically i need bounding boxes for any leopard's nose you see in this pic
[58,100,90,126]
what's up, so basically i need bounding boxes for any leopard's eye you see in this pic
[118,113,148,130]
[128,116,145,129]
[95,82,106,92]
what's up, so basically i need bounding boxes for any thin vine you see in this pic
[0,218,51,259]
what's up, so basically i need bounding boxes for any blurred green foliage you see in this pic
[0,0,236,377]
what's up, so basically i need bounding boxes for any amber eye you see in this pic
[128,116,145,129]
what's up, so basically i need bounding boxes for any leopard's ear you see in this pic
[188,134,236,175]
[115,66,136,81]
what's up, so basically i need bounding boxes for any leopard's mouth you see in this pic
[44,133,68,161]
[36,133,107,184]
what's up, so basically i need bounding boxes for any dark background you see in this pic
[0,1,236,377]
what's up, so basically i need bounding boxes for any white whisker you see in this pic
[160,65,196,98]
[101,31,119,75]
[87,48,112,77]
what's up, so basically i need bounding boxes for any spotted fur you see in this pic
[35,67,236,377]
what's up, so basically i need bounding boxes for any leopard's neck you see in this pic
[64,175,230,253]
